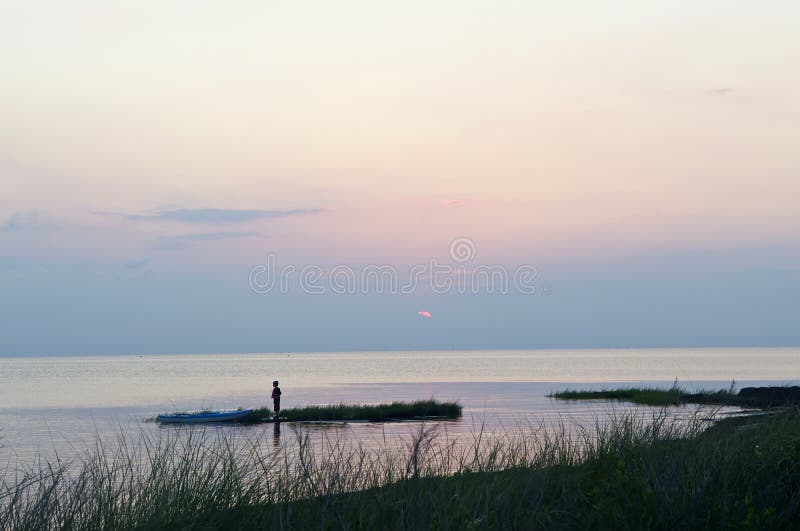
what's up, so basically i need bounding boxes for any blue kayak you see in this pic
[157,409,254,423]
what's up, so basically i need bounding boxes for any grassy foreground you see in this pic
[4,410,800,529]
[247,399,462,422]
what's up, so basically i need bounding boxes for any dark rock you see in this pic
[738,386,800,407]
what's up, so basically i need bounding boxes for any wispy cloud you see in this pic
[164,231,259,241]
[125,208,322,224]
[121,258,149,270]
[2,211,57,232]
[710,87,735,96]
[154,231,259,250]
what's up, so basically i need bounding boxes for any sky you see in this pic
[1,1,799,356]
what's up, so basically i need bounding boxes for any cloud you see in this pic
[165,231,258,241]
[417,311,432,318]
[121,258,149,270]
[710,87,734,96]
[125,208,322,224]
[154,231,259,249]
[2,211,57,232]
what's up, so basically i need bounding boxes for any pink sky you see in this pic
[2,2,799,272]
[0,1,799,355]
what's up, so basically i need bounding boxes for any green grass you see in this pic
[549,387,687,406]
[4,410,800,529]
[549,384,800,409]
[247,399,463,422]
[254,412,800,529]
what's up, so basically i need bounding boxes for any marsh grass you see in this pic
[549,387,687,406]
[248,399,462,422]
[548,380,751,408]
[3,409,800,530]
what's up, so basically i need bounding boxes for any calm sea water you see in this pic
[1,348,798,468]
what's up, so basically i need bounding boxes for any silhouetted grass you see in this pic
[3,410,800,529]
[549,387,686,406]
[550,384,800,409]
[248,399,462,422]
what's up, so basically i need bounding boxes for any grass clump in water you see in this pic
[248,399,462,422]
[549,382,800,409]
[549,387,686,406]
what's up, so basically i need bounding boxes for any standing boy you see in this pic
[271,380,282,418]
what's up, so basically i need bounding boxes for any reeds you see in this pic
[2,409,799,529]
[247,399,463,422]
[548,381,750,407]
[549,387,687,406]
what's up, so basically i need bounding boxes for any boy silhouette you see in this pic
[271,380,282,418]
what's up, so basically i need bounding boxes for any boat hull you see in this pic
[157,409,254,423]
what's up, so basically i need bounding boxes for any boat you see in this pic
[156,408,254,424]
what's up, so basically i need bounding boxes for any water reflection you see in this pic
[0,379,775,470]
